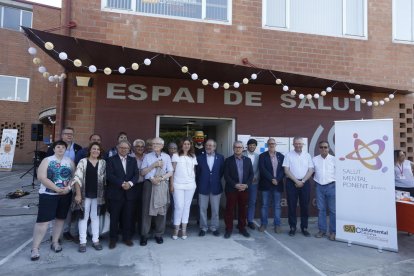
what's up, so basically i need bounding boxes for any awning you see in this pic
[22,27,405,94]
[38,106,56,124]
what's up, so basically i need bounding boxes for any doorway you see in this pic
[156,115,235,157]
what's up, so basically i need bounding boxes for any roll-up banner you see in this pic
[0,129,18,171]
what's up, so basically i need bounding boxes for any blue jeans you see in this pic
[316,182,336,233]
[260,190,282,226]
[247,184,258,223]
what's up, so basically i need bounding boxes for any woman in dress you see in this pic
[171,138,197,239]
[72,142,106,252]
[394,150,414,196]
[30,140,75,261]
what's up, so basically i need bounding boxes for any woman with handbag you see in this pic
[71,142,106,252]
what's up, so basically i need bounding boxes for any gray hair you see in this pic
[233,140,243,147]
[133,139,145,147]
[293,136,304,143]
[117,140,131,148]
[152,137,165,145]
[205,139,216,147]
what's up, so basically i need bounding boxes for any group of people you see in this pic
[42,126,414,261]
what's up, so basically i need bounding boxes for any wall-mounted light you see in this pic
[75,76,93,87]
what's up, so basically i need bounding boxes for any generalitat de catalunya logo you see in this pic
[339,133,388,172]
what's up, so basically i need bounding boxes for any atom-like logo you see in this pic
[340,133,388,172]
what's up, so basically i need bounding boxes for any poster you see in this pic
[335,119,397,252]
[237,135,308,155]
[0,129,18,171]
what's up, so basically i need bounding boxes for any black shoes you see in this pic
[289,228,296,236]
[301,229,311,237]
[155,236,164,244]
[212,230,220,237]
[109,240,117,249]
[198,230,206,237]
[247,222,256,230]
[123,240,134,246]
[224,231,231,239]
[140,237,148,246]
[239,229,250,238]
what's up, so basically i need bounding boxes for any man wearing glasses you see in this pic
[47,127,82,161]
[283,137,314,237]
[313,141,336,241]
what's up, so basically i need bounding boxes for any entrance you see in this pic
[156,115,235,157]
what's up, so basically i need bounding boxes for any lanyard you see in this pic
[397,162,404,176]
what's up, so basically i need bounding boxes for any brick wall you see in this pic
[0,4,61,163]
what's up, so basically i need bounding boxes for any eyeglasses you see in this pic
[319,146,328,149]
[268,143,276,145]
[234,146,243,149]
[62,132,73,135]
[119,147,130,150]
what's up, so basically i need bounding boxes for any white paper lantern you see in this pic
[48,76,55,82]
[326,87,332,93]
[321,91,326,96]
[306,94,312,100]
[242,78,249,84]
[33,57,41,65]
[53,75,59,81]
[104,67,112,75]
[282,85,289,92]
[389,94,395,99]
[73,59,82,67]
[44,42,54,50]
[355,94,360,100]
[367,101,373,106]
[275,79,282,85]
[314,93,320,99]
[349,89,355,95]
[144,58,151,66]
[118,66,126,74]
[290,90,296,96]
[60,73,67,79]
[251,73,257,80]
[88,65,97,73]
[373,101,379,106]
[379,100,385,105]
[191,73,198,80]
[213,82,219,89]
[202,79,209,86]
[299,94,305,99]
[223,83,230,89]
[181,66,188,73]
[38,66,47,73]
[361,99,367,104]
[384,97,390,102]
[58,76,64,82]
[28,47,37,55]
[59,52,68,60]
[42,72,50,78]
[131,63,139,70]
[233,82,240,88]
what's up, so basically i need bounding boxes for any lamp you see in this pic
[75,76,93,87]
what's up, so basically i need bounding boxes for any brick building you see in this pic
[20,0,414,160]
[0,0,61,164]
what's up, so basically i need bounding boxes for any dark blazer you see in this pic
[196,153,224,195]
[258,151,285,192]
[46,142,82,158]
[224,155,254,193]
[106,154,139,200]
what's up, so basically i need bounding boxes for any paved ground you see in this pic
[0,165,413,276]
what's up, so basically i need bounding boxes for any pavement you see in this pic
[0,165,413,276]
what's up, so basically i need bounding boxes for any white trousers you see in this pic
[78,198,99,244]
[173,188,196,225]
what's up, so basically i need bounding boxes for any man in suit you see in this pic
[243,139,260,230]
[258,138,285,233]
[196,139,224,237]
[106,140,139,249]
[224,141,254,239]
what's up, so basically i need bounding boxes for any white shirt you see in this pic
[142,151,173,179]
[313,154,335,185]
[394,160,414,188]
[207,153,215,171]
[282,150,314,179]
[172,154,198,190]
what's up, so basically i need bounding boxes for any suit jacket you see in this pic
[224,155,254,193]
[106,154,139,200]
[258,151,285,192]
[46,142,82,158]
[196,153,224,195]
[243,150,260,184]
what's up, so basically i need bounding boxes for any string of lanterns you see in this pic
[27,38,397,107]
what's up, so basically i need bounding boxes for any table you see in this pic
[396,200,414,233]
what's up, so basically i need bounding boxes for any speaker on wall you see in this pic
[31,124,43,141]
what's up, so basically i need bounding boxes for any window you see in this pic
[0,5,33,31]
[263,0,367,39]
[0,75,30,102]
[102,0,231,23]
[393,0,414,43]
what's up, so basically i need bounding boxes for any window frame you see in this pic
[262,0,368,40]
[0,75,30,103]
[101,0,232,25]
[0,5,33,31]
[392,0,414,44]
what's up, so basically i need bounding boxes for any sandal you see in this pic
[92,242,103,251]
[50,243,62,253]
[78,243,86,253]
[30,248,40,261]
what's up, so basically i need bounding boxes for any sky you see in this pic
[29,0,62,8]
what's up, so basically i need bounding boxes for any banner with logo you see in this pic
[0,129,18,171]
[335,119,397,251]
[237,135,307,155]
